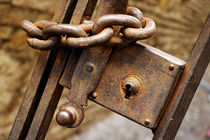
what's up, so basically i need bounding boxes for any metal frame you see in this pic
[9,0,97,139]
[153,14,210,140]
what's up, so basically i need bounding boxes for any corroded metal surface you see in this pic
[67,27,114,48]
[9,0,97,139]
[153,13,210,140]
[59,0,98,93]
[66,0,128,106]
[56,102,84,128]
[24,0,98,139]
[9,0,209,139]
[21,6,155,50]
[57,0,129,128]
[8,0,77,139]
[122,17,156,40]
[90,42,185,128]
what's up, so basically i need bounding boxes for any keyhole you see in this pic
[124,84,131,99]
[121,75,142,100]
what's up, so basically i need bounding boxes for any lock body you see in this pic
[90,42,185,128]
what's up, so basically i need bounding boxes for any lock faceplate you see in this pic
[89,42,185,128]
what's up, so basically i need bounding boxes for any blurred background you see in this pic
[0,0,209,139]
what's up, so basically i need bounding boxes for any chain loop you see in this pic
[66,27,113,48]
[63,21,114,48]
[21,20,43,38]
[43,24,88,37]
[22,20,60,50]
[21,6,156,50]
[126,6,146,27]
[27,36,60,50]
[92,14,141,34]
[122,17,156,41]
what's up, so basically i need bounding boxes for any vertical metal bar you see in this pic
[153,14,210,140]
[8,1,77,139]
[24,1,98,140]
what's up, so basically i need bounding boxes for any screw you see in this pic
[85,63,94,73]
[144,119,150,125]
[169,64,175,71]
[91,92,98,99]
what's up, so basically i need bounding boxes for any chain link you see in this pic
[21,6,156,50]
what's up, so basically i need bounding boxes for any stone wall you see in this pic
[0,0,209,139]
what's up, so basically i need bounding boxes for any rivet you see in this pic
[145,119,150,125]
[169,64,175,71]
[85,63,94,73]
[91,92,98,99]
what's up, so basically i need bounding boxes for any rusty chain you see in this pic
[21,6,156,50]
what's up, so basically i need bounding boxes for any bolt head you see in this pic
[85,63,94,73]
[169,64,175,71]
[91,92,97,99]
[144,119,150,125]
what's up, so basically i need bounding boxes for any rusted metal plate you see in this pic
[90,42,186,128]
[66,0,129,107]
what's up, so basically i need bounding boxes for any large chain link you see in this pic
[21,6,156,50]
